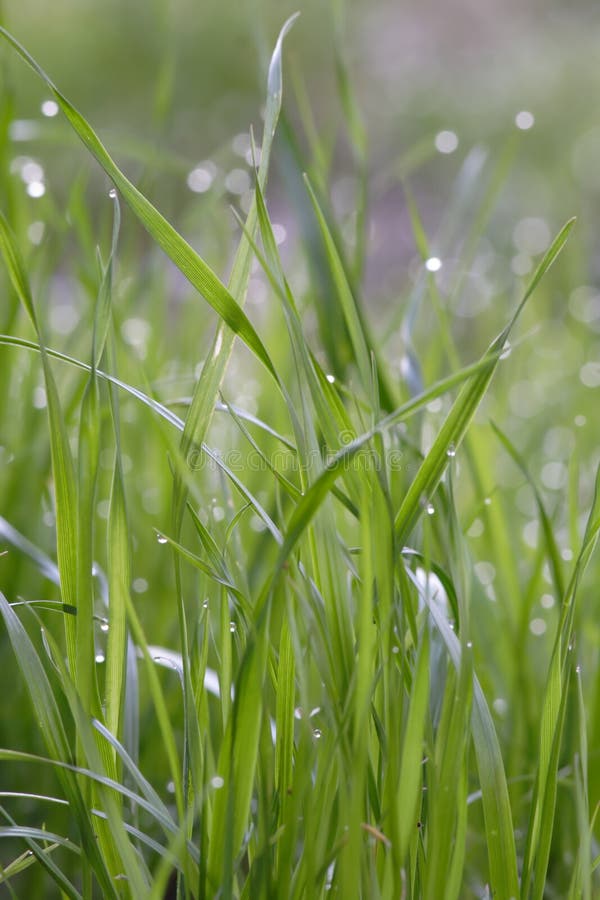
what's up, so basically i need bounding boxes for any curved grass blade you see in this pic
[0,26,277,382]
[0,816,81,900]
[0,594,119,897]
[0,213,78,672]
[522,462,600,899]
[272,348,515,575]
[491,421,565,600]
[394,217,575,545]
[408,569,520,898]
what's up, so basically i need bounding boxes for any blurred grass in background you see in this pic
[1,0,600,897]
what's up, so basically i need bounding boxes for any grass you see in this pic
[0,9,599,900]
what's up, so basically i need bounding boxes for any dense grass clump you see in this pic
[0,12,599,900]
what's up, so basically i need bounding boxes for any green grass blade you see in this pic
[303,175,372,393]
[0,26,278,382]
[0,595,119,896]
[491,421,565,599]
[411,573,520,898]
[394,217,575,545]
[0,214,78,673]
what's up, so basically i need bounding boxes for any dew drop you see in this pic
[202,599,209,609]
[392,645,399,654]
[294,707,304,720]
[312,729,322,739]
[108,188,117,199]
[95,653,105,664]
[575,665,581,674]
[211,775,224,789]
[446,443,456,458]
[229,621,236,633]
[425,256,442,273]
[500,341,512,360]
[466,640,473,649]
[157,534,168,544]
[100,622,109,633]
[426,503,435,515]
[326,374,336,384]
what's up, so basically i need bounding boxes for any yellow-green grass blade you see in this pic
[491,421,565,600]
[0,595,118,897]
[521,462,600,899]
[394,625,430,867]
[274,618,295,885]
[412,573,520,898]
[271,348,518,579]
[303,175,373,394]
[173,13,297,513]
[0,213,78,672]
[0,817,81,900]
[394,217,575,546]
[0,26,277,383]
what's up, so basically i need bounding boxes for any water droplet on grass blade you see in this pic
[425,503,435,516]
[446,443,456,458]
[229,621,236,633]
[100,622,109,633]
[157,534,168,544]
[95,653,105,663]
[211,775,224,789]
[313,729,322,739]
[500,341,512,359]
[108,188,117,199]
